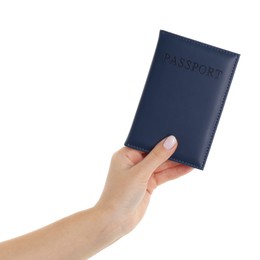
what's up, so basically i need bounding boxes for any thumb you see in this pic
[135,135,178,179]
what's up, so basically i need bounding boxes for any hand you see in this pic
[96,135,193,235]
[0,135,193,260]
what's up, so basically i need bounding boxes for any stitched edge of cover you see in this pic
[201,54,240,168]
[161,30,238,56]
[125,143,202,170]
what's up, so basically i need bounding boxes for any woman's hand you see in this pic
[96,135,193,235]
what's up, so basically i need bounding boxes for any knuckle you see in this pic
[111,150,120,162]
[111,147,127,162]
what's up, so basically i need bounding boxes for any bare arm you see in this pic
[0,136,193,259]
[0,207,122,260]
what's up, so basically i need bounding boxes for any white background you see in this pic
[0,1,259,259]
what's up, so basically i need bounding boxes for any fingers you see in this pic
[154,165,193,186]
[155,160,180,173]
[116,147,146,167]
[125,150,146,165]
[134,135,178,181]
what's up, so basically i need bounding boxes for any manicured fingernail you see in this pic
[163,135,177,150]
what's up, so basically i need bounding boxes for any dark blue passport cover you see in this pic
[125,30,240,170]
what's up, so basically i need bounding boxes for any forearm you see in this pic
[0,207,123,260]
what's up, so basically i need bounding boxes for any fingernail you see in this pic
[163,135,177,150]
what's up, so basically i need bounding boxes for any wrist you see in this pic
[90,206,125,243]
[93,203,138,238]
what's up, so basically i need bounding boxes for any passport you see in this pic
[124,30,240,170]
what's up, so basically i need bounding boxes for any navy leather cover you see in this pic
[125,30,240,170]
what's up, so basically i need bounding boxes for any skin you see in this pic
[0,136,193,259]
